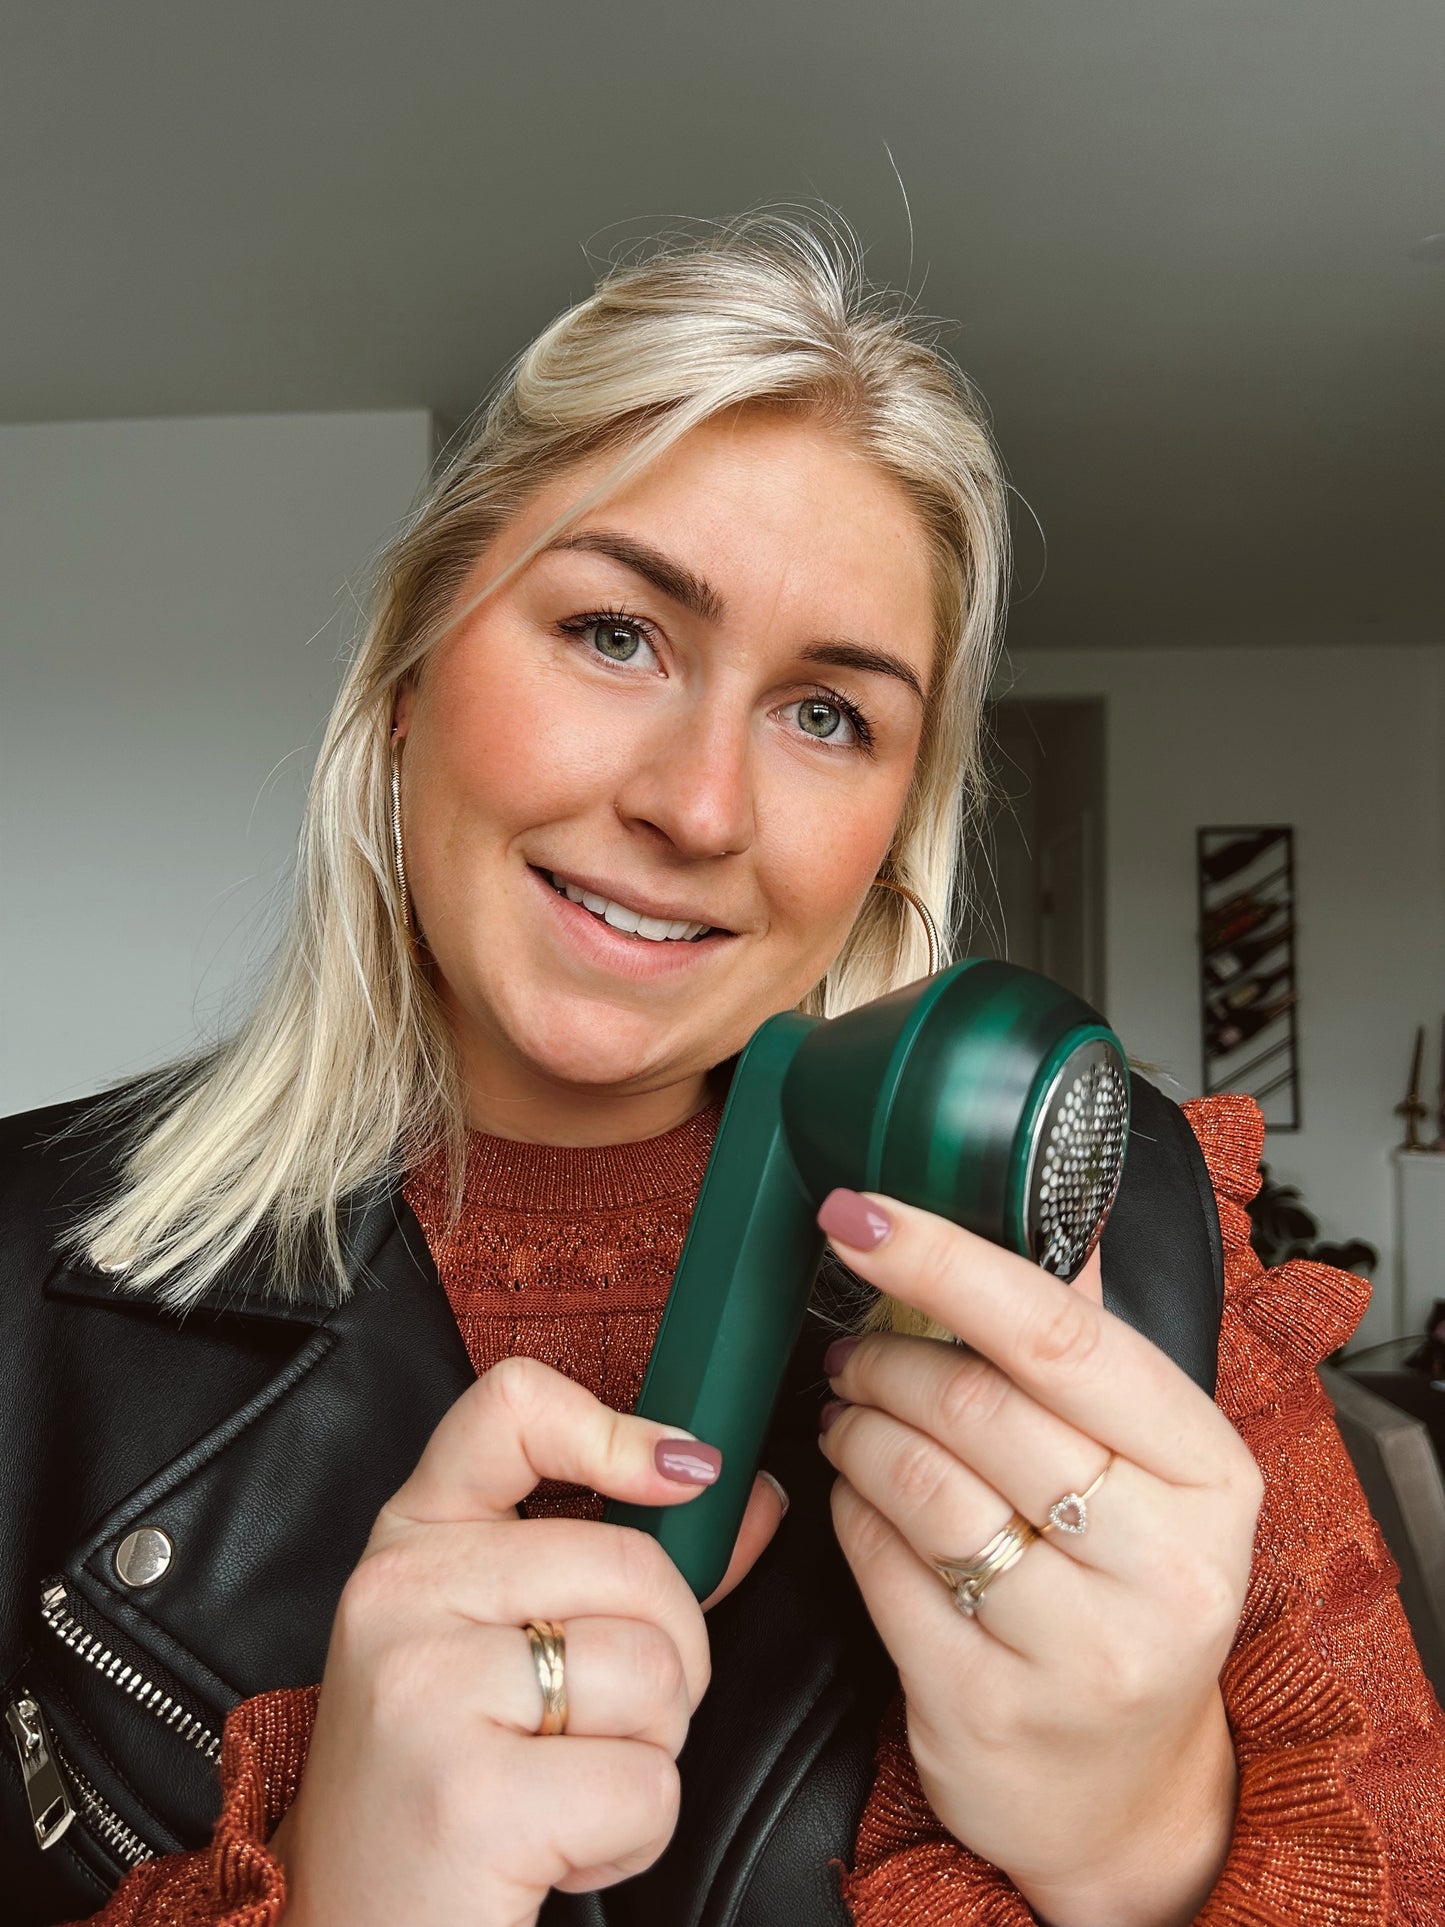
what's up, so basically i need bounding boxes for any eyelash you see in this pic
[555,607,877,754]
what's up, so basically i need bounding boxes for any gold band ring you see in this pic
[523,1619,568,1735]
[1041,1452,1115,1538]
[931,1511,1040,1618]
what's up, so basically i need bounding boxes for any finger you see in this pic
[826,1333,1145,1568]
[700,1470,788,1612]
[832,1470,1169,1699]
[826,1475,1030,1679]
[385,1355,722,1526]
[456,1617,693,1755]
[366,1516,712,1708]
[830,1467,1240,1745]
[821,1403,1097,1658]
[819,1192,1229,1483]
[502,1732,680,1891]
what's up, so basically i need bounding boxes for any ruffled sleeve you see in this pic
[837,1694,1036,1921]
[841,1096,1445,1925]
[1182,1095,1445,1925]
[63,1686,316,1926]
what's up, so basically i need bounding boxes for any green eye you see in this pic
[594,621,643,662]
[798,699,842,739]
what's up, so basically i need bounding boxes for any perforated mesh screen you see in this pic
[1024,1042,1130,1280]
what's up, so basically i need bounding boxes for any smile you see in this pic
[543,870,718,943]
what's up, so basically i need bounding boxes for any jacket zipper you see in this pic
[39,1581,222,1762]
[5,1694,75,1849]
[6,1690,155,1867]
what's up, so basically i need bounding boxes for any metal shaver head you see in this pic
[1021,1036,1131,1278]
[781,957,1130,1283]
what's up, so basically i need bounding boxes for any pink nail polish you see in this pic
[655,1439,722,1484]
[817,1189,893,1251]
[819,1398,850,1434]
[823,1335,862,1377]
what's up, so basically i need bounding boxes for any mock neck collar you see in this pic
[411,1099,725,1213]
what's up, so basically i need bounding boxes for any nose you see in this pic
[613,702,756,861]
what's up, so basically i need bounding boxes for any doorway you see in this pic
[958,698,1108,1011]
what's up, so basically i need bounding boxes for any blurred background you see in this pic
[2,0,1442,1351]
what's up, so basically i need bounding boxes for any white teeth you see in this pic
[549,871,714,942]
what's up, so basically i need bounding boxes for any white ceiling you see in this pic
[4,0,1442,647]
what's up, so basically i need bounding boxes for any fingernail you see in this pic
[823,1335,862,1377]
[818,1188,893,1251]
[655,1438,722,1484]
[758,1469,790,1517]
[819,1398,850,1434]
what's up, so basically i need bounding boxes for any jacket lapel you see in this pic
[44,1187,477,1705]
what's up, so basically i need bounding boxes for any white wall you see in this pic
[1010,643,1445,1348]
[0,410,434,1115]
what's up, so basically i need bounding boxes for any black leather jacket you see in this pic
[1,1077,1223,1927]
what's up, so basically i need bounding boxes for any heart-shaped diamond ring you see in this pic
[1041,1451,1115,1538]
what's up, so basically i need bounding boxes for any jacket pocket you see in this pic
[5,1666,182,1898]
[31,1577,229,1849]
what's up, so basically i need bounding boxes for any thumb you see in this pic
[701,1470,789,1611]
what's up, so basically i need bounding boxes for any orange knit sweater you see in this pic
[63,1096,1445,1925]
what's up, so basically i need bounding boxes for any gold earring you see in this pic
[389,735,412,935]
[870,876,942,977]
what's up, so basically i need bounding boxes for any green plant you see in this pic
[1247,1162,1378,1275]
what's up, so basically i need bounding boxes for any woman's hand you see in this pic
[271,1355,785,1927]
[815,1190,1261,1927]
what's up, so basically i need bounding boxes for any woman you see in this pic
[3,216,1442,1927]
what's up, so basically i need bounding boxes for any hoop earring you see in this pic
[870,876,942,977]
[389,735,412,936]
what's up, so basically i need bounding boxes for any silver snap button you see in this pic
[114,1527,173,1588]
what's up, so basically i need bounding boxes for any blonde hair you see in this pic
[62,212,1009,1314]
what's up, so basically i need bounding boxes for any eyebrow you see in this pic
[798,641,926,709]
[543,528,725,623]
[543,526,927,707]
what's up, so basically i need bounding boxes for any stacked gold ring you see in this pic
[523,1618,568,1735]
[931,1512,1040,1618]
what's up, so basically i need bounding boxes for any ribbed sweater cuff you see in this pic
[1194,1606,1389,1925]
[206,1686,318,1918]
[837,1695,1035,1924]
[838,1594,1396,1927]
[61,1688,317,1926]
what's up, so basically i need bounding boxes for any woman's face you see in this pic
[395,408,938,1140]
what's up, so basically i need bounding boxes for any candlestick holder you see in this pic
[1398,1024,1433,1155]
